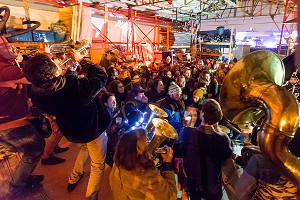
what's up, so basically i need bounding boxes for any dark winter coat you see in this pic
[32,60,110,143]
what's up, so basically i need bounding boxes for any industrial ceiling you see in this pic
[12,0,295,21]
[4,0,298,32]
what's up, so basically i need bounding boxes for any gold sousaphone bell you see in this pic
[144,104,168,137]
[220,50,300,187]
[148,118,178,155]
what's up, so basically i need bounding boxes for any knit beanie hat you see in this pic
[193,89,205,99]
[168,82,181,95]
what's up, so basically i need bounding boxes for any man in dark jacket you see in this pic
[23,51,110,200]
[180,99,232,200]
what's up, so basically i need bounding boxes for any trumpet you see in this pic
[50,40,92,67]
[49,43,74,54]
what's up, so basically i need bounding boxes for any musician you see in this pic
[110,128,177,200]
[23,51,110,200]
[236,154,299,200]
[236,120,300,199]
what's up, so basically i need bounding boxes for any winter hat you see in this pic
[193,89,205,99]
[168,82,181,95]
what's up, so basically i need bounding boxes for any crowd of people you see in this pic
[0,34,300,200]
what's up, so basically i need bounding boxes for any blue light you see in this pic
[139,117,144,123]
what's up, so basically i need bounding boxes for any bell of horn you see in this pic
[220,50,300,187]
[147,118,178,155]
[144,104,168,137]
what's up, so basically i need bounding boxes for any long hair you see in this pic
[151,78,163,90]
[106,80,122,94]
[118,69,130,80]
[114,128,154,170]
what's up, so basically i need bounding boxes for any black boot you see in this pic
[41,156,66,165]
[54,145,69,153]
[67,172,85,192]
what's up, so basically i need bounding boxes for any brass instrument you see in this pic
[143,104,168,138]
[147,118,178,155]
[220,50,300,187]
[49,43,74,54]
[56,40,92,67]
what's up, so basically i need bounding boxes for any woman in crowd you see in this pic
[106,66,119,86]
[110,128,177,200]
[106,80,127,107]
[146,78,166,103]
[162,70,174,89]
[118,69,131,88]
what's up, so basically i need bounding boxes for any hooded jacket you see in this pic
[31,60,110,143]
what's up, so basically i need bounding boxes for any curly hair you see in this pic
[201,99,223,125]
[23,53,58,87]
[114,129,154,170]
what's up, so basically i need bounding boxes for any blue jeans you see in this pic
[0,124,45,194]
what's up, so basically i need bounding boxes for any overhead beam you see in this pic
[223,0,237,7]
[132,0,171,7]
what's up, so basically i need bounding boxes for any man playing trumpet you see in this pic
[23,48,110,200]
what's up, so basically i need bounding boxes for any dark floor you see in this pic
[0,139,113,200]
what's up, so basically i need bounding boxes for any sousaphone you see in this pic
[220,50,300,187]
[143,104,168,138]
[148,118,178,155]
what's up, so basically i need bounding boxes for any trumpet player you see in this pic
[23,48,110,200]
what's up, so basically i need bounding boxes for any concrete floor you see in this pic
[0,141,113,200]
[0,139,233,200]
